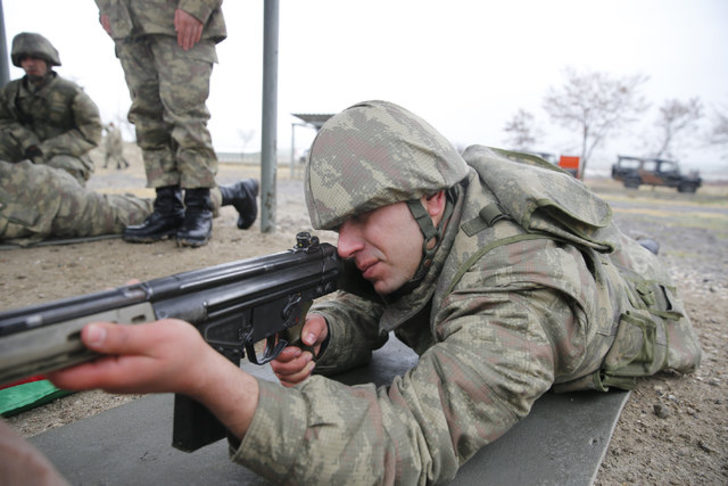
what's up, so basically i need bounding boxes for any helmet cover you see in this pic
[11,32,61,67]
[304,100,468,230]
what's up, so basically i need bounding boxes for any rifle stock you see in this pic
[0,232,349,451]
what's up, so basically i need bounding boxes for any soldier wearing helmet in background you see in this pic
[0,32,102,186]
[48,101,702,484]
[93,0,245,247]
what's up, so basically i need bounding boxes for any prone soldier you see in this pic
[0,159,258,246]
[47,101,701,484]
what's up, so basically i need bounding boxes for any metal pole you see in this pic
[289,122,307,178]
[260,0,279,233]
[0,0,10,88]
[290,122,295,178]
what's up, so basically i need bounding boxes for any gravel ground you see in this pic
[2,148,727,485]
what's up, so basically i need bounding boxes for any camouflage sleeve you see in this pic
[309,292,389,375]
[94,0,110,12]
[37,90,102,158]
[231,286,572,484]
[178,0,222,23]
[0,85,41,149]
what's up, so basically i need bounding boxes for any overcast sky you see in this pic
[4,0,728,176]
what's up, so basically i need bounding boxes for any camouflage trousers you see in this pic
[0,130,94,186]
[116,36,218,189]
[0,160,224,245]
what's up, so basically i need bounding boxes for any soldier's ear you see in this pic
[422,190,446,220]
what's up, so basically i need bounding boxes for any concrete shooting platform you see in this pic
[30,336,629,485]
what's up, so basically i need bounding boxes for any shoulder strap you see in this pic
[446,233,554,294]
[461,203,510,237]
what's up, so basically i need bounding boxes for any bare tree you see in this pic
[709,106,728,146]
[543,67,649,177]
[503,108,542,150]
[653,97,703,158]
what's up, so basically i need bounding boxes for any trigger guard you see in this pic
[246,335,288,365]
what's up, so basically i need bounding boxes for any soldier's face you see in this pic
[337,201,424,296]
[20,56,48,79]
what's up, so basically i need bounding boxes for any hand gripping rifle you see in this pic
[0,232,367,452]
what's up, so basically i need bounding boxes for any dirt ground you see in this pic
[2,146,727,485]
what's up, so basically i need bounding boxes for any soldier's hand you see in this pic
[48,319,261,440]
[47,319,216,398]
[270,314,329,387]
[99,14,112,36]
[174,9,203,51]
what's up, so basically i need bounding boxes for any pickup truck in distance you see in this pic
[611,155,702,193]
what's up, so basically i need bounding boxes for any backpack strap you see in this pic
[461,203,511,237]
[446,233,554,295]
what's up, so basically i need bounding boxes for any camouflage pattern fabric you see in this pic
[0,160,226,245]
[231,101,701,484]
[95,0,225,189]
[0,72,102,185]
[94,0,226,43]
[0,160,151,245]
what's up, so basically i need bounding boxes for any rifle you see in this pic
[0,232,366,452]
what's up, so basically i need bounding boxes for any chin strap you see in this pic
[389,191,454,299]
[406,198,439,274]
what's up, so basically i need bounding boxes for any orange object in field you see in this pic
[558,155,580,177]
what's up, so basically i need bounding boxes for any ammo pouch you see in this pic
[556,268,690,393]
[460,145,701,393]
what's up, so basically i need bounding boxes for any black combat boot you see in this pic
[176,188,214,247]
[219,178,259,229]
[123,185,184,243]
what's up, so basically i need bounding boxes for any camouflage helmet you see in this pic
[304,100,469,230]
[11,32,61,68]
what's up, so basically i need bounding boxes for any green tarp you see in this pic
[0,380,73,416]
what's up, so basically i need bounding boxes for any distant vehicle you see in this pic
[526,151,580,178]
[611,155,702,193]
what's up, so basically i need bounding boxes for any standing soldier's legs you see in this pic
[0,160,152,243]
[153,37,218,189]
[153,37,219,247]
[116,37,184,243]
[117,37,179,187]
[103,141,112,168]
[114,37,256,245]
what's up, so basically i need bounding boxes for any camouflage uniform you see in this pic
[94,0,226,189]
[0,33,102,186]
[0,160,151,245]
[231,101,702,484]
[0,160,228,246]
